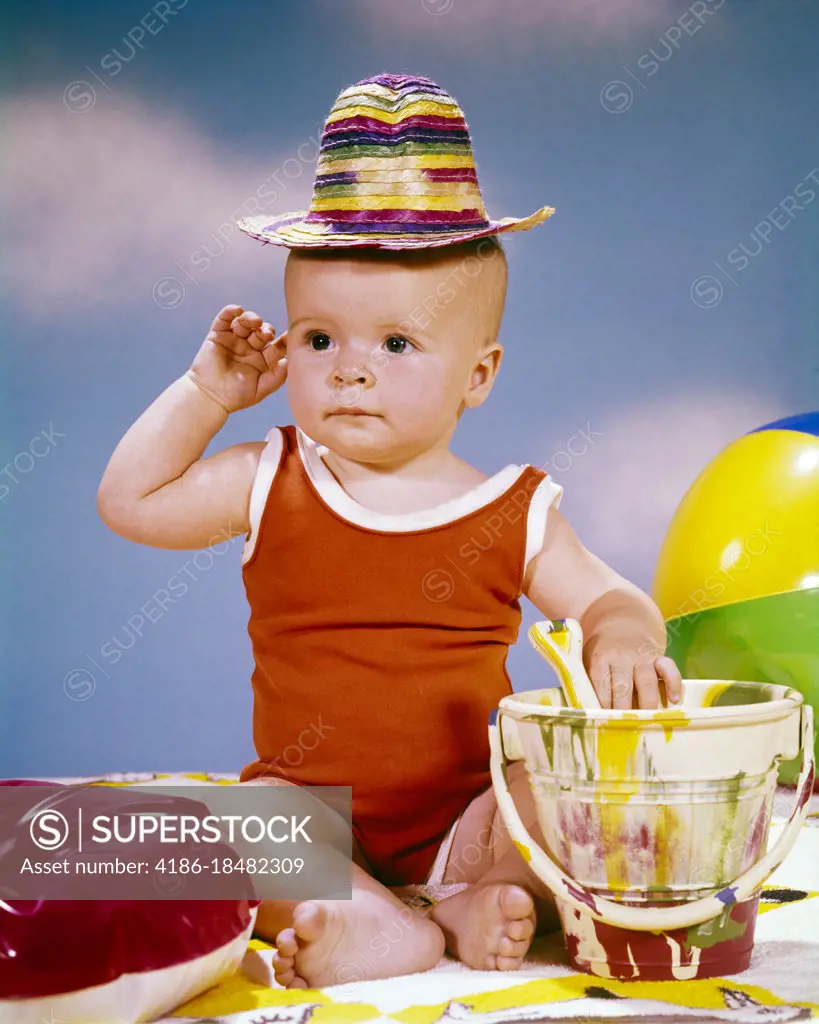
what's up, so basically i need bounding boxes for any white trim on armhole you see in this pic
[241,427,284,565]
[523,475,564,579]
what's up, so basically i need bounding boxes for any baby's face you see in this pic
[282,243,506,464]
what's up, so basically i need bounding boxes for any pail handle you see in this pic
[489,702,814,932]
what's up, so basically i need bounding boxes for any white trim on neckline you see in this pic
[296,425,528,533]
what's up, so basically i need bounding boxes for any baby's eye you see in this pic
[382,335,414,355]
[307,331,333,351]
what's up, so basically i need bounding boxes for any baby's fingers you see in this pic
[656,655,683,705]
[262,330,288,365]
[231,309,264,341]
[208,304,244,334]
[588,655,634,709]
[249,321,277,351]
[609,661,635,710]
[633,662,661,709]
[257,332,289,398]
[586,652,612,707]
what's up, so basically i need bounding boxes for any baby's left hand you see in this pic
[583,634,683,709]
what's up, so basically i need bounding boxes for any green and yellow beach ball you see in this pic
[653,412,818,782]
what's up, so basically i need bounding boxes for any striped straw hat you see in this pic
[236,73,555,250]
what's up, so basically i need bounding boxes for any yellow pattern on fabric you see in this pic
[172,969,818,1021]
[757,887,818,915]
[392,975,819,1022]
[172,960,375,1020]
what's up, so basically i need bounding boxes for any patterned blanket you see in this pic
[22,773,819,1023]
[173,857,819,1022]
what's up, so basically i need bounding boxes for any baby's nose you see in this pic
[333,363,375,386]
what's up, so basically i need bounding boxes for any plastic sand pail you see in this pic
[489,681,815,981]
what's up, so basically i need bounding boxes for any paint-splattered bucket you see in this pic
[488,681,815,980]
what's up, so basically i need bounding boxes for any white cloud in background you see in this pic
[354,0,674,45]
[1,93,315,314]
[542,390,785,589]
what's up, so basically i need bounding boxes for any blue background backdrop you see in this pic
[2,0,817,776]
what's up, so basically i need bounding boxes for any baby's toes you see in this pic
[499,885,534,921]
[292,900,328,943]
[498,934,529,959]
[496,953,524,971]
[274,964,295,986]
[271,950,295,986]
[274,927,299,958]
[486,949,522,971]
[506,917,534,942]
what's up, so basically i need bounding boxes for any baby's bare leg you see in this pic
[242,779,444,988]
[429,763,559,971]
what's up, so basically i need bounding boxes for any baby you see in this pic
[97,73,682,989]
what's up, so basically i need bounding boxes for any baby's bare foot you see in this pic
[430,882,536,970]
[271,894,444,988]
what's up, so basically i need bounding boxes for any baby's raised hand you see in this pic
[187,304,288,413]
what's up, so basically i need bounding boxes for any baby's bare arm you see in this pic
[523,508,681,708]
[97,305,287,550]
[97,375,263,548]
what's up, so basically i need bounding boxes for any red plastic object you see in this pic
[0,898,258,999]
[0,780,260,1000]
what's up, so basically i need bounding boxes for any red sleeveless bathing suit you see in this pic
[239,424,562,886]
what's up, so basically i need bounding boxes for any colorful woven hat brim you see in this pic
[236,74,555,251]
